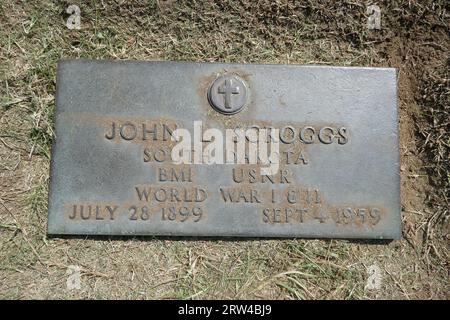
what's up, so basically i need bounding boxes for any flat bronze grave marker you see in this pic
[48,60,400,239]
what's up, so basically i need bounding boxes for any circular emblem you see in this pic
[208,75,248,115]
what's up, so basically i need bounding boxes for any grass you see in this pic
[0,0,449,299]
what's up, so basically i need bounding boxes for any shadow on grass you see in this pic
[47,234,393,245]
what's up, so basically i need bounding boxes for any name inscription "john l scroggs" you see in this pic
[48,60,400,239]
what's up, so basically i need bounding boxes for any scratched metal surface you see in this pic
[48,60,400,239]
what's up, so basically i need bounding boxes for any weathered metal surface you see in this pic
[48,60,400,239]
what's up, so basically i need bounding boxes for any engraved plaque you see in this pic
[48,60,400,239]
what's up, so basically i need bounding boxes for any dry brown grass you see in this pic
[0,0,448,299]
